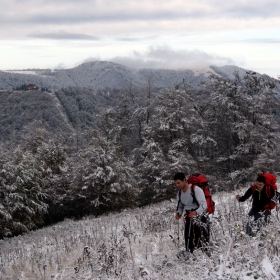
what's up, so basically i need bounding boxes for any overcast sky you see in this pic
[1,0,280,77]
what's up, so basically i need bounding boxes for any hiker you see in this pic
[174,172,209,253]
[236,175,275,235]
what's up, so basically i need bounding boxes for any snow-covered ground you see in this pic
[1,188,280,280]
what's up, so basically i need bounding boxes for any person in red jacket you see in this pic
[236,175,275,235]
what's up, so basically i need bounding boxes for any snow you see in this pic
[4,70,40,75]
[192,66,216,77]
[262,256,277,279]
[1,188,280,279]
[0,62,255,91]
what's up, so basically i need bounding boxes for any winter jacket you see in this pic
[239,184,275,211]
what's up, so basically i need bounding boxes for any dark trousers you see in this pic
[246,208,271,236]
[184,215,209,253]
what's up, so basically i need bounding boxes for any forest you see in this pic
[0,70,280,238]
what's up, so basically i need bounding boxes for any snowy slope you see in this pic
[210,65,253,80]
[1,188,279,280]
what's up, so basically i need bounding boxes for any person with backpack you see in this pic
[174,172,209,254]
[236,174,275,235]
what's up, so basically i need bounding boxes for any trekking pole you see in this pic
[177,218,180,248]
[238,201,241,221]
[186,217,192,253]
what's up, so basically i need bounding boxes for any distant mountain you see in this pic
[209,65,250,79]
[0,61,256,90]
[0,62,278,147]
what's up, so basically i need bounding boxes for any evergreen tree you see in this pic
[71,134,137,214]
[132,86,205,202]
[201,71,280,186]
[0,148,48,238]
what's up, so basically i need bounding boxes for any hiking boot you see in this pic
[185,252,193,261]
[205,251,211,257]
[185,254,190,261]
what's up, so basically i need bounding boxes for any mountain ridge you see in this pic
[0,61,254,90]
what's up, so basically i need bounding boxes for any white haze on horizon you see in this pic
[0,0,279,77]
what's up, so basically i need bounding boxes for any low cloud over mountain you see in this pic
[0,61,250,90]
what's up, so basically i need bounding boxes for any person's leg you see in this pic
[246,208,262,236]
[263,211,271,223]
[253,210,271,233]
[253,211,262,221]
[185,216,210,252]
[202,216,210,244]
[197,216,210,254]
[184,217,194,253]
[191,221,200,251]
[246,208,255,236]
[253,211,263,233]
[189,216,209,252]
[253,210,271,223]
[197,216,209,246]
[202,217,211,256]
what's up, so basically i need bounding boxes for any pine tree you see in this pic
[0,148,48,237]
[71,134,137,214]
[201,71,280,185]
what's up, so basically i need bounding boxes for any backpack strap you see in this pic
[265,185,270,198]
[190,185,199,208]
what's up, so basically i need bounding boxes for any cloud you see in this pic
[109,46,235,69]
[2,1,280,27]
[1,0,280,41]
[80,56,101,65]
[117,36,157,42]
[4,0,280,21]
[0,0,279,77]
[222,1,280,18]
[54,62,67,70]
[241,38,280,44]
[28,31,99,40]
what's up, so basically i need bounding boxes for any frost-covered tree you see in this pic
[0,148,48,238]
[97,85,149,155]
[71,134,137,215]
[148,87,206,155]
[132,86,208,202]
[201,71,280,186]
[133,137,168,204]
[21,127,68,176]
[0,129,68,236]
[37,140,66,175]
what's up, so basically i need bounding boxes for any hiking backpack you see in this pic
[252,172,280,210]
[179,173,215,214]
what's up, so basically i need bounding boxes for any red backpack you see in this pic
[187,173,215,214]
[252,172,278,210]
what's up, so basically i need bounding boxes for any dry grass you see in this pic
[1,190,280,279]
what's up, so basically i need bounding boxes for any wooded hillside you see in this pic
[0,70,280,238]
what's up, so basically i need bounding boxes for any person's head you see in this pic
[173,172,186,181]
[256,175,266,190]
[173,172,187,189]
